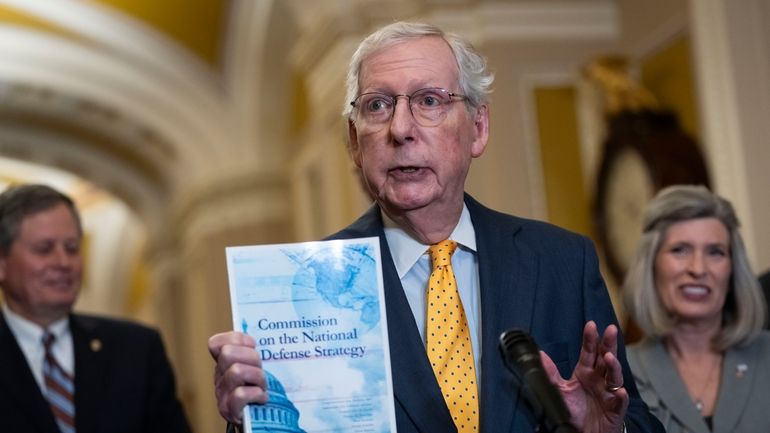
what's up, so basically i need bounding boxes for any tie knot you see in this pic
[42,331,55,351]
[429,240,457,269]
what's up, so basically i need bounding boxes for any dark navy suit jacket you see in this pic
[0,311,191,433]
[327,194,664,433]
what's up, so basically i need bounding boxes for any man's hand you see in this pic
[208,331,268,424]
[540,321,628,433]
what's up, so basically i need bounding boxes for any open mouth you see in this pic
[680,285,710,297]
[398,167,419,173]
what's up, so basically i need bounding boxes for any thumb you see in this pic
[539,350,564,386]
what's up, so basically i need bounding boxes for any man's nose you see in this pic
[389,96,416,139]
[52,246,74,267]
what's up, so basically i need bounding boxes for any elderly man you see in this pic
[0,184,191,433]
[209,22,663,433]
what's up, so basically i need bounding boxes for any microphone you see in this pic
[499,329,578,433]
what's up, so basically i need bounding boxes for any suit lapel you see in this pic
[466,195,536,433]
[340,206,455,433]
[713,344,758,433]
[380,235,457,432]
[0,312,61,433]
[70,315,107,433]
[638,341,710,433]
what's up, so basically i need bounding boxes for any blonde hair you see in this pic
[623,185,766,350]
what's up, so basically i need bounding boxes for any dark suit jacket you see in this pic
[0,311,191,433]
[327,194,663,433]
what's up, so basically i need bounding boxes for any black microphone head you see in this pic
[499,329,541,373]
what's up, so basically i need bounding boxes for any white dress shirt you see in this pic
[2,303,74,390]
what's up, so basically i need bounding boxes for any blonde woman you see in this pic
[624,185,769,432]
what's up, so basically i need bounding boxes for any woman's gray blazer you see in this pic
[627,332,770,433]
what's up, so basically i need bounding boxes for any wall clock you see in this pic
[594,109,711,282]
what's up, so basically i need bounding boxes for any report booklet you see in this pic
[226,237,397,433]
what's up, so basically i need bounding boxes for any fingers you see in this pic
[599,324,619,359]
[214,341,263,380]
[603,384,630,418]
[215,363,268,422]
[576,322,620,367]
[539,350,563,385]
[208,331,256,359]
[602,350,624,393]
[599,344,629,429]
[576,321,600,370]
[599,325,623,391]
[209,331,265,423]
[574,322,626,394]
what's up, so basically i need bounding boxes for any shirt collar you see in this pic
[382,204,476,279]
[2,303,69,342]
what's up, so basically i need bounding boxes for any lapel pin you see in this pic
[90,338,102,352]
[736,363,747,378]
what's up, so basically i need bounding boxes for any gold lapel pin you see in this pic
[90,338,102,352]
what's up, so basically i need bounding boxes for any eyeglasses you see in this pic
[350,87,468,128]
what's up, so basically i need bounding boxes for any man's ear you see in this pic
[348,119,363,168]
[470,104,489,158]
[0,256,6,282]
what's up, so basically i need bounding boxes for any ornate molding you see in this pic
[173,167,292,248]
[0,81,176,167]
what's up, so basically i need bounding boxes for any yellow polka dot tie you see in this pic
[426,240,479,433]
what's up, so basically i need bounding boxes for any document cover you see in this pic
[226,237,397,433]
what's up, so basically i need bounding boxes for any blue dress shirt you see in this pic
[382,204,482,377]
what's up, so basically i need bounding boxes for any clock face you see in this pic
[594,110,711,283]
[602,146,655,277]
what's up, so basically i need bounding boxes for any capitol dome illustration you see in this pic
[248,370,307,433]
